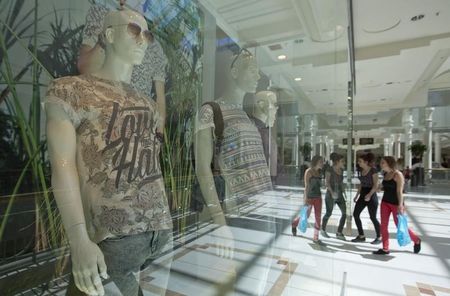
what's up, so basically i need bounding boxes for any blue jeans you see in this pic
[66,230,173,296]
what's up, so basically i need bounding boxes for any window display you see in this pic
[2,0,444,295]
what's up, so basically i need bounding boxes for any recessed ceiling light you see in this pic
[294,77,302,81]
[277,54,287,60]
[411,14,425,21]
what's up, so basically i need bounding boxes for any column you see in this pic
[394,134,402,160]
[318,136,324,157]
[389,134,394,156]
[296,115,303,167]
[329,138,335,155]
[434,133,441,166]
[425,107,434,183]
[403,109,414,168]
[384,138,390,156]
[323,135,329,160]
[310,115,317,157]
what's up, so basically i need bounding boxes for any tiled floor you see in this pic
[92,186,450,296]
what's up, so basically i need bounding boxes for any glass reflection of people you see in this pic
[321,153,347,240]
[194,48,273,258]
[248,90,279,184]
[293,155,326,245]
[373,156,421,255]
[45,10,172,296]
[78,0,167,135]
[351,153,381,244]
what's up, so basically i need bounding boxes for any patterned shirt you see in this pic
[82,4,168,97]
[45,74,172,243]
[195,102,273,198]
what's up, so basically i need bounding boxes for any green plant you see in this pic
[152,2,203,219]
[408,140,427,159]
[300,142,312,161]
[0,0,84,258]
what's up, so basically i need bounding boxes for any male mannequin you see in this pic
[249,90,279,183]
[194,49,272,258]
[46,9,172,296]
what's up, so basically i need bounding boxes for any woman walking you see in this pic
[352,153,381,244]
[321,153,347,240]
[292,155,326,245]
[373,156,421,255]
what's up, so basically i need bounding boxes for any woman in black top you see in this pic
[321,153,347,240]
[373,156,421,255]
[351,153,381,244]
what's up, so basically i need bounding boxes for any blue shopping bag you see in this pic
[298,205,309,233]
[397,214,412,246]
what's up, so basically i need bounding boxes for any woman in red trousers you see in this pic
[373,156,422,255]
[292,155,325,246]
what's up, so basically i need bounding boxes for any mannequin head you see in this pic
[253,91,278,127]
[102,9,150,66]
[229,49,260,93]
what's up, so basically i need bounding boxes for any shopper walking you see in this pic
[351,153,381,244]
[373,156,421,255]
[321,153,347,240]
[292,155,326,245]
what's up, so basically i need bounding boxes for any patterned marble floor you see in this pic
[80,186,450,296]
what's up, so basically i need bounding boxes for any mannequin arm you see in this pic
[46,104,107,295]
[194,128,226,225]
[194,127,234,258]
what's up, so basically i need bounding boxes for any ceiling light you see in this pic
[294,77,302,81]
[411,14,425,21]
[277,54,287,60]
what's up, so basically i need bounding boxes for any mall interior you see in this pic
[0,0,449,295]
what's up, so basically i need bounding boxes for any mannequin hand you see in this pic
[353,196,359,202]
[364,194,372,202]
[214,225,234,259]
[398,205,405,215]
[70,239,108,296]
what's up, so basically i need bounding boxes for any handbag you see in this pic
[191,102,225,212]
[292,205,309,233]
[397,214,412,246]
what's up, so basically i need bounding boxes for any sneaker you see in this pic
[414,239,421,254]
[371,237,382,245]
[372,249,390,255]
[336,232,346,241]
[351,235,366,242]
[320,230,330,238]
[313,239,327,246]
[292,227,297,237]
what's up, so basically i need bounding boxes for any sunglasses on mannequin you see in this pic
[230,48,253,69]
[108,22,153,43]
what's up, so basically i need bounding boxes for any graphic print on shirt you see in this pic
[103,101,161,189]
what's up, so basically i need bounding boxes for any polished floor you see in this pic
[134,185,450,296]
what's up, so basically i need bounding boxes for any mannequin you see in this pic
[249,90,279,183]
[194,49,272,259]
[46,9,172,296]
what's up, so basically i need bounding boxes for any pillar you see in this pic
[384,138,390,156]
[434,133,441,166]
[389,134,394,156]
[394,134,402,160]
[403,109,414,168]
[425,107,434,183]
[310,115,317,157]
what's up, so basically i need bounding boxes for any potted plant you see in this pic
[408,140,427,160]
